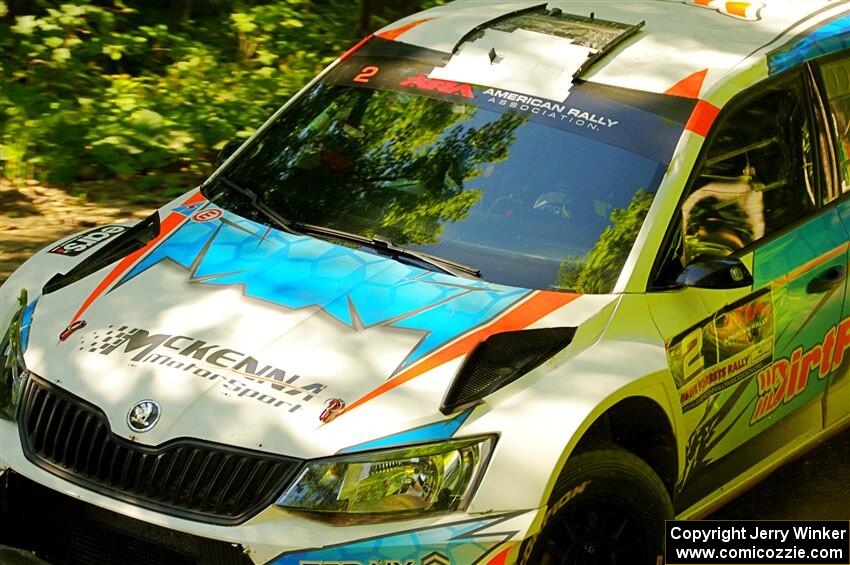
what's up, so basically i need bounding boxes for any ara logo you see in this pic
[399,74,473,98]
[48,225,128,256]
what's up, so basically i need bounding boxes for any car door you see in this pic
[816,52,850,428]
[648,68,848,514]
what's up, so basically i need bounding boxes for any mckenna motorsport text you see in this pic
[80,325,327,413]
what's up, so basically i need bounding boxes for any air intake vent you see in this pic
[19,375,303,525]
[441,327,575,414]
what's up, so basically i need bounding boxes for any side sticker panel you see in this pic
[668,290,774,413]
[672,209,849,503]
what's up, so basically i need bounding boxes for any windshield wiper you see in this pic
[296,223,481,279]
[212,177,479,278]
[216,176,300,235]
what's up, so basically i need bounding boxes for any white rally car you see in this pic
[2,1,849,564]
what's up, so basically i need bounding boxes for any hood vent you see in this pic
[440,326,575,414]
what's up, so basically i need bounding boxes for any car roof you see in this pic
[374,1,849,102]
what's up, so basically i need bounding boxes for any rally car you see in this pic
[1,1,849,564]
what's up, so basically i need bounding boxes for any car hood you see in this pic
[20,193,615,459]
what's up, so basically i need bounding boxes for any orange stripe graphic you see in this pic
[771,241,850,288]
[376,18,432,41]
[664,69,708,99]
[339,34,373,61]
[685,99,720,137]
[339,290,581,416]
[68,191,206,325]
[486,547,513,565]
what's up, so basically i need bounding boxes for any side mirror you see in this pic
[676,256,753,289]
[215,139,242,166]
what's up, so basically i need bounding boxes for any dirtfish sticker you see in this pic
[669,292,775,412]
[751,316,850,424]
[481,88,619,131]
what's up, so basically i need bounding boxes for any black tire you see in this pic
[519,447,672,565]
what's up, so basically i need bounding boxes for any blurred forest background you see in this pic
[0,0,440,280]
[1,0,442,191]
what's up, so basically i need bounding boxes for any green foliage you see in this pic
[0,0,443,191]
[556,189,655,294]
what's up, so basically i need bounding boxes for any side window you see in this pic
[819,55,850,199]
[681,78,817,264]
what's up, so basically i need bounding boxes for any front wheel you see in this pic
[520,447,672,565]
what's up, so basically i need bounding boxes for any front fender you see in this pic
[462,294,683,514]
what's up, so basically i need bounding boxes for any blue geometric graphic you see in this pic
[337,408,473,454]
[768,13,850,75]
[271,514,516,564]
[20,298,37,353]
[116,207,529,367]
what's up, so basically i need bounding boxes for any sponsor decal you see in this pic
[77,325,328,413]
[327,54,691,165]
[399,74,473,98]
[381,67,621,133]
[48,225,127,256]
[751,316,850,424]
[482,88,619,131]
[192,208,223,222]
[668,292,775,412]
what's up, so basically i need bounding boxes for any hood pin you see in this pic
[319,398,345,423]
[59,320,87,341]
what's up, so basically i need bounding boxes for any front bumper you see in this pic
[0,418,534,565]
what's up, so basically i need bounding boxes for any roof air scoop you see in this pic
[431,5,644,101]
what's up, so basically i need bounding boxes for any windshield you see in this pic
[205,47,693,293]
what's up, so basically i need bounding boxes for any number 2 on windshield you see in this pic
[353,66,379,83]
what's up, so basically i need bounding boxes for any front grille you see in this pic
[0,470,253,565]
[19,375,303,524]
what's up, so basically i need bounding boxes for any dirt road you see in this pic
[1,181,157,283]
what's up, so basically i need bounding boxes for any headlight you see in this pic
[276,436,494,524]
[0,289,33,420]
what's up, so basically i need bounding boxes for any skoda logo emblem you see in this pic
[127,400,161,433]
